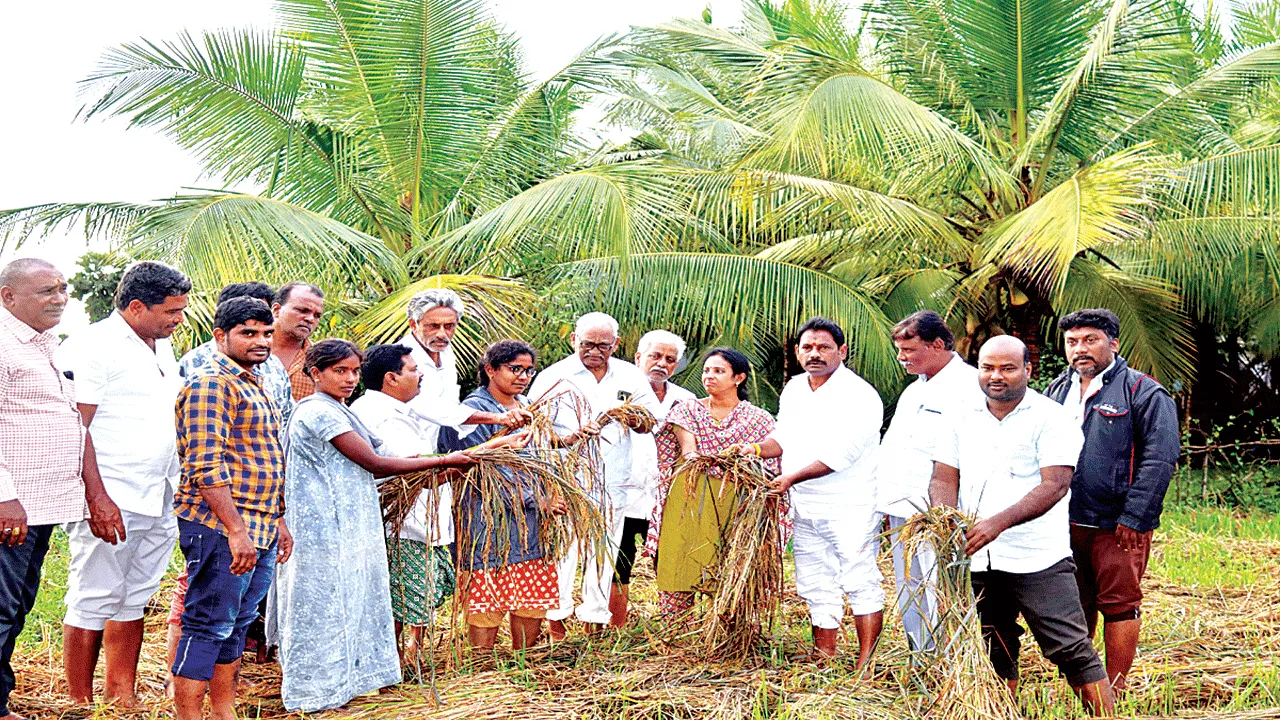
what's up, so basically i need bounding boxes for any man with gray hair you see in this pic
[0,258,123,720]
[528,312,660,636]
[620,330,695,627]
[398,287,529,444]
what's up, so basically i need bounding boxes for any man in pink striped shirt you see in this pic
[0,258,123,720]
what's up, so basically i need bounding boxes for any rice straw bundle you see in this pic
[379,466,447,540]
[595,400,656,434]
[897,506,1021,720]
[671,450,783,659]
[453,447,609,567]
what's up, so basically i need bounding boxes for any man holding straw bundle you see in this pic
[929,335,1116,715]
[530,312,659,637]
[877,311,980,653]
[734,317,884,668]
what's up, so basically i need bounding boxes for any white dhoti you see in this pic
[791,511,884,629]
[548,504,626,625]
[64,507,178,630]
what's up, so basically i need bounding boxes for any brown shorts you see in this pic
[1070,525,1152,622]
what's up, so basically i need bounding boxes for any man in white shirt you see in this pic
[350,344,455,663]
[615,330,696,628]
[929,335,1115,716]
[877,311,981,653]
[396,288,528,443]
[737,317,884,668]
[55,261,192,708]
[528,312,658,636]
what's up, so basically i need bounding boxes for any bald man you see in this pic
[929,335,1115,716]
[0,259,122,720]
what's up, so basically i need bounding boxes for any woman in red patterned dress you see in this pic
[644,348,788,617]
[437,340,560,653]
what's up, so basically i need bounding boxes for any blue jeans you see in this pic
[0,524,53,716]
[171,519,276,681]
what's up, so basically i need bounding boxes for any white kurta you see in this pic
[349,390,454,546]
[55,312,183,631]
[396,333,475,450]
[629,381,697,521]
[527,354,659,624]
[773,365,886,627]
[876,353,982,518]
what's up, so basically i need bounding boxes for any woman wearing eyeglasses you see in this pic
[437,340,562,655]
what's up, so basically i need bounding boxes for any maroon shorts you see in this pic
[1070,525,1152,622]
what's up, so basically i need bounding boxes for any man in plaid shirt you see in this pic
[170,296,294,720]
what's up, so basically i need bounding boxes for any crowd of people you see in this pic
[0,256,1179,719]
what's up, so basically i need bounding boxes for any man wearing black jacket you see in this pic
[1046,309,1180,694]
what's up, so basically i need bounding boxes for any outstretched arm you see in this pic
[330,432,471,478]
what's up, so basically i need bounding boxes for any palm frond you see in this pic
[125,193,406,293]
[78,29,316,187]
[977,146,1165,295]
[350,274,536,366]
[553,252,902,391]
[0,202,155,254]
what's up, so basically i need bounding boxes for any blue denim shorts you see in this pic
[171,519,276,681]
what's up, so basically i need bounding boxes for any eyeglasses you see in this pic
[578,341,615,353]
[502,364,538,378]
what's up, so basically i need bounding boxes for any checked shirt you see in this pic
[174,352,285,550]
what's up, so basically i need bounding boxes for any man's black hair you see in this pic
[217,281,276,305]
[797,316,846,347]
[275,281,324,307]
[114,261,192,310]
[892,310,955,350]
[214,296,274,332]
[1058,308,1121,340]
[362,344,414,392]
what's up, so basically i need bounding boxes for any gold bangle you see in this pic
[750,443,762,456]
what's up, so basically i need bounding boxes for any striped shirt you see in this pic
[174,352,285,549]
[0,308,87,524]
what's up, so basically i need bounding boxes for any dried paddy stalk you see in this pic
[898,506,1021,720]
[672,451,783,659]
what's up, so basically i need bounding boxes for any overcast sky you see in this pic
[0,0,748,333]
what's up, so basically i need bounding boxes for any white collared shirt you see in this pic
[934,389,1084,574]
[349,390,454,545]
[397,333,476,450]
[877,354,982,518]
[629,380,697,519]
[55,311,183,517]
[773,365,883,521]
[528,354,659,510]
[1063,358,1117,424]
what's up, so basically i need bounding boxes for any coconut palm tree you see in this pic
[4,0,1279,399]
[420,0,1280,392]
[0,0,619,358]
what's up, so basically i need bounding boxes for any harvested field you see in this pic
[11,506,1279,719]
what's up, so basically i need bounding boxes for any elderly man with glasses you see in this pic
[528,313,660,637]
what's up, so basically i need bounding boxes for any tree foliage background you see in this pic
[3,0,1280,430]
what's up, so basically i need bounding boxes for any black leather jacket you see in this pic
[1045,356,1180,532]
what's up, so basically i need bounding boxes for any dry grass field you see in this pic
[10,506,1279,719]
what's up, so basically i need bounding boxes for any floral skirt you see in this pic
[388,539,456,626]
[458,558,559,616]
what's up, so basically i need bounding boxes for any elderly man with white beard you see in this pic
[611,330,697,628]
